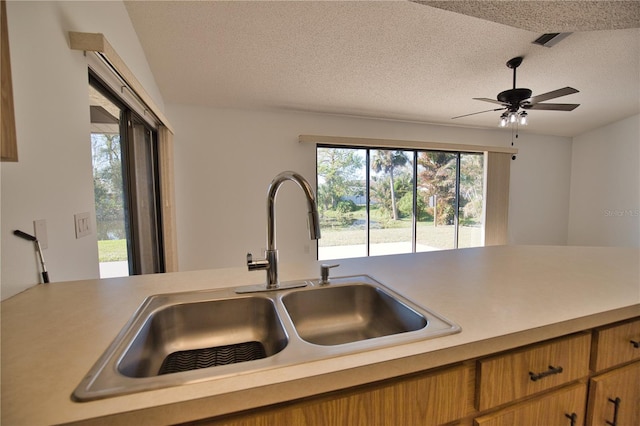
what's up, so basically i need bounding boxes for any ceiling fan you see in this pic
[453,56,580,126]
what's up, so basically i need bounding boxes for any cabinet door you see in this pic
[587,361,640,426]
[474,382,587,426]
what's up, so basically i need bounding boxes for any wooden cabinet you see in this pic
[474,382,587,426]
[590,317,640,372]
[587,361,640,426]
[188,318,639,426]
[476,332,591,411]
[587,318,640,426]
[203,362,475,426]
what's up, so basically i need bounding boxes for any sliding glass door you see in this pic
[317,145,485,261]
[89,73,164,277]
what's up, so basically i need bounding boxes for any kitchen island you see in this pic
[1,245,639,425]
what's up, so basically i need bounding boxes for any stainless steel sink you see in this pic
[282,283,427,345]
[73,275,460,401]
[119,296,287,378]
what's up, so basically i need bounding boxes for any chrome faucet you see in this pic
[246,171,321,290]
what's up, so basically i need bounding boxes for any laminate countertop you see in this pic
[2,245,639,425]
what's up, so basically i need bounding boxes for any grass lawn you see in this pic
[98,239,127,262]
[320,206,482,249]
[319,221,482,250]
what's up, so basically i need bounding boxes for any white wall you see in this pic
[508,132,573,245]
[168,104,573,272]
[1,1,165,300]
[568,114,640,247]
[1,2,594,298]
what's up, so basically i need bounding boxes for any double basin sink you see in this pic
[73,275,460,401]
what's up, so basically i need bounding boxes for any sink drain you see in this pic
[158,341,267,375]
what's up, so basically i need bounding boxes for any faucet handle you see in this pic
[320,263,340,285]
[247,252,269,271]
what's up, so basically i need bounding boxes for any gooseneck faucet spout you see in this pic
[267,171,321,251]
[247,171,321,289]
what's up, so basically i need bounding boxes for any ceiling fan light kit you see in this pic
[500,111,527,127]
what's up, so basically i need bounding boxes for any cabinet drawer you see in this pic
[474,382,587,426]
[476,332,591,411]
[591,317,640,372]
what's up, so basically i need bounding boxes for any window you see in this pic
[89,73,164,277]
[317,145,485,260]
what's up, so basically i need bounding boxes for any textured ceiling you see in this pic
[416,1,640,32]
[124,1,640,138]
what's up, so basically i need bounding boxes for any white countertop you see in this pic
[2,245,639,425]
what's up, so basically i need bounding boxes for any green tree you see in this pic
[92,133,125,239]
[317,148,364,211]
[418,152,457,225]
[459,154,484,224]
[371,150,409,220]
[370,175,391,219]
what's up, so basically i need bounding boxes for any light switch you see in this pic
[74,212,92,239]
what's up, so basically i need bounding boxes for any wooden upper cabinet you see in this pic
[1,0,17,162]
[476,332,591,411]
[590,318,640,372]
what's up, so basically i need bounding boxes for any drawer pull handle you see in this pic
[529,365,563,381]
[606,397,621,426]
[565,412,577,426]
[631,339,640,348]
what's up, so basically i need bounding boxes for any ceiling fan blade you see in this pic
[523,103,580,111]
[527,87,579,104]
[473,97,508,106]
[452,107,506,119]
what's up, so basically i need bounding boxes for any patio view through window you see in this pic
[317,146,485,260]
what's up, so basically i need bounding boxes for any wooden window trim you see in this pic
[69,31,173,133]
[1,0,17,162]
[299,134,518,154]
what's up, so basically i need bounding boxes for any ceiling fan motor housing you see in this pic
[497,88,532,109]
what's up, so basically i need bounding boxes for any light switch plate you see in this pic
[74,212,91,239]
[34,219,48,249]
